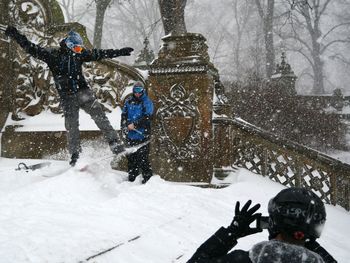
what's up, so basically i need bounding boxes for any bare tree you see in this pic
[58,0,96,24]
[232,0,255,80]
[93,0,113,48]
[279,0,350,94]
[254,0,276,78]
[158,0,187,35]
[104,0,162,55]
[58,0,76,22]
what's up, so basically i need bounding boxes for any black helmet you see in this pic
[268,187,326,241]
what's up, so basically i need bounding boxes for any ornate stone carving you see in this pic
[9,0,48,29]
[156,83,201,160]
[9,1,55,119]
[150,65,207,74]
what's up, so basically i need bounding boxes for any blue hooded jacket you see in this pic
[121,92,154,141]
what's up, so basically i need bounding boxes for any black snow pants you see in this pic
[127,139,153,181]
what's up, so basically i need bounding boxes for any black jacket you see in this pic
[187,227,251,263]
[10,30,125,95]
[187,227,336,263]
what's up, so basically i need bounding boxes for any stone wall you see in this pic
[1,126,106,159]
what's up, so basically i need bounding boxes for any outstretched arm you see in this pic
[5,26,51,62]
[80,47,134,62]
[187,227,240,263]
[187,200,262,263]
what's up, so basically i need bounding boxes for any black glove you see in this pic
[117,47,134,56]
[5,25,18,38]
[228,200,262,238]
[122,126,128,135]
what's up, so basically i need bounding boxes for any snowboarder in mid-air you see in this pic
[187,187,337,263]
[5,25,134,166]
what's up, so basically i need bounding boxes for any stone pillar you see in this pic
[133,37,155,70]
[148,33,218,182]
[0,0,65,129]
[0,0,12,129]
[271,52,297,96]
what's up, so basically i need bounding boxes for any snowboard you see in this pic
[79,140,151,172]
[118,140,150,156]
[15,161,51,172]
[13,141,151,176]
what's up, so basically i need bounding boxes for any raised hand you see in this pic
[228,200,263,238]
[118,47,134,56]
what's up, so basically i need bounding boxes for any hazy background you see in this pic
[56,0,350,95]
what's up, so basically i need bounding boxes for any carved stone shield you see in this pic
[156,83,201,159]
[163,116,194,145]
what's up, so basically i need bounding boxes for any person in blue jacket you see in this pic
[5,26,133,166]
[121,81,154,184]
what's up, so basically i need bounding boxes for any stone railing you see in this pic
[213,117,350,211]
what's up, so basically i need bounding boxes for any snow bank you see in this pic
[0,158,349,262]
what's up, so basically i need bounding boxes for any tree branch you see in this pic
[322,22,350,41]
[321,38,350,53]
[254,0,265,19]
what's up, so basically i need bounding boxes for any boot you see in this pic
[109,141,125,155]
[69,152,79,166]
[128,174,137,182]
[141,173,152,184]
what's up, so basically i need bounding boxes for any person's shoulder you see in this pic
[75,48,92,58]
[249,240,325,263]
[47,47,59,54]
[143,94,153,102]
[81,48,91,54]
[125,96,134,104]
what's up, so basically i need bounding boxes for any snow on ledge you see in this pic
[1,108,122,132]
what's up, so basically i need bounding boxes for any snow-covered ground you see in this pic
[0,151,349,263]
[1,110,350,262]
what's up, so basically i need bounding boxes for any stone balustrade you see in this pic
[213,117,350,211]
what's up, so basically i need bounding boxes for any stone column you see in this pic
[271,52,297,96]
[0,0,13,129]
[148,33,218,182]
